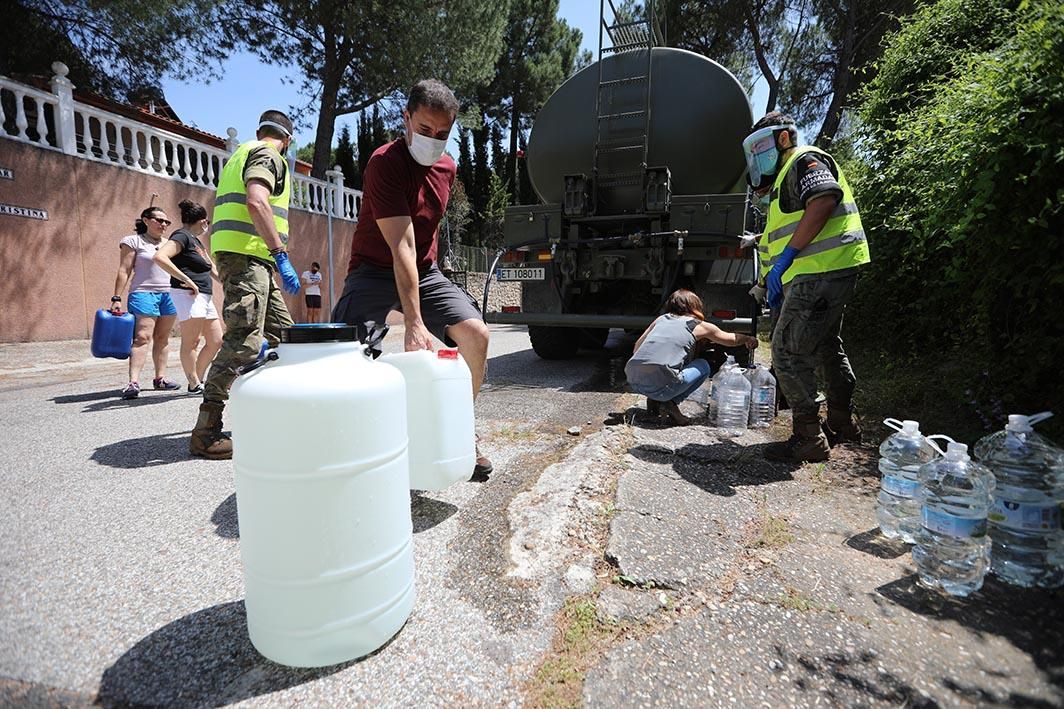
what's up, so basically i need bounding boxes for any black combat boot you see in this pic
[765,413,830,463]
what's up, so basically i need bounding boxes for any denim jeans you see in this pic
[631,358,712,403]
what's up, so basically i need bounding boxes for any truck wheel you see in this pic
[579,328,610,350]
[529,326,580,360]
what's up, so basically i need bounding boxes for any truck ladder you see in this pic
[592,0,665,214]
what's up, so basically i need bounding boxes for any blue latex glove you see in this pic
[273,251,301,295]
[767,246,800,310]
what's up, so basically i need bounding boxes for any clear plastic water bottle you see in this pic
[684,375,714,420]
[745,363,776,428]
[974,412,1064,588]
[715,366,752,437]
[912,441,995,596]
[877,419,943,543]
[707,355,737,425]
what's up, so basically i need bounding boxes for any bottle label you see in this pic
[988,499,1063,531]
[881,474,919,498]
[755,388,774,404]
[922,507,987,538]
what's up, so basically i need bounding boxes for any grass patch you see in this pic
[526,597,622,709]
[491,424,539,442]
[749,513,795,549]
[772,586,838,613]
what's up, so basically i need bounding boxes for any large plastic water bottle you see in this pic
[745,363,776,428]
[877,419,942,543]
[380,348,475,491]
[912,441,995,596]
[682,374,713,420]
[708,355,737,424]
[230,324,415,667]
[974,412,1064,588]
[715,365,752,437]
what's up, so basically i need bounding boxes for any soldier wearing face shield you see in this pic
[742,112,871,463]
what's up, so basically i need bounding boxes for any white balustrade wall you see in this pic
[0,63,361,219]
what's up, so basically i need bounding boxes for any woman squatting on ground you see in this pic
[625,288,758,425]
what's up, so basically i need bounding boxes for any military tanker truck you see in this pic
[482,4,759,364]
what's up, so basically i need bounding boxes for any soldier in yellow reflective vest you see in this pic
[190,110,301,459]
[742,112,871,463]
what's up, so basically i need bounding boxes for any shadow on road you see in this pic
[411,492,457,533]
[210,491,458,540]
[51,389,188,413]
[50,390,119,404]
[603,405,681,429]
[213,493,238,538]
[97,601,354,707]
[875,574,1064,697]
[92,432,192,468]
[845,528,910,560]
[629,440,802,496]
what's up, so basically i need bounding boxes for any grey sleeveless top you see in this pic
[624,314,699,389]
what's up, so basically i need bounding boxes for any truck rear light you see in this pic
[535,250,553,261]
[718,246,741,259]
[502,306,521,313]
[712,309,737,320]
[501,250,526,263]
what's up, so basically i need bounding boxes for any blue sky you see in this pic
[162,1,600,149]
[160,2,765,152]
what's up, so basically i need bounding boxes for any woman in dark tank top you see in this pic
[626,289,758,425]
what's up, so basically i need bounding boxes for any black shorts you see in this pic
[305,294,322,308]
[332,263,482,346]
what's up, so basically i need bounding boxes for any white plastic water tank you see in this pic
[229,324,414,667]
[379,348,476,491]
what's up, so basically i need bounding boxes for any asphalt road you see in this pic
[2,326,1061,707]
[0,325,632,707]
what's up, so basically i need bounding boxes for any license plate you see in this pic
[496,267,545,281]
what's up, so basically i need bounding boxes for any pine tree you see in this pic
[334,124,357,188]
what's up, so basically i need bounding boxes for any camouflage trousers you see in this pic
[202,252,293,405]
[771,273,858,418]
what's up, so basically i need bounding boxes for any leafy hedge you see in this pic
[848,0,1064,436]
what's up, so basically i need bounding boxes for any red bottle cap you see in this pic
[438,349,459,360]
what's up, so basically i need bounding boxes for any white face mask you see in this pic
[407,131,447,166]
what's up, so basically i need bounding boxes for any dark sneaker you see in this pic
[121,381,140,400]
[659,400,692,426]
[187,383,203,395]
[153,377,181,390]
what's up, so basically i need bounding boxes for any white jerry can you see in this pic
[229,324,414,668]
[379,348,476,491]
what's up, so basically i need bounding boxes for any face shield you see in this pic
[742,124,797,191]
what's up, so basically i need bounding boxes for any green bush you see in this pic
[849,0,1064,439]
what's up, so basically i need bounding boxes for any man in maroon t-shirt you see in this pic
[333,79,493,479]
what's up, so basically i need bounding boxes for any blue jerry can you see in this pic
[91,309,135,359]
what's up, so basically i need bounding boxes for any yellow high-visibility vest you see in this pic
[210,140,290,261]
[757,146,869,283]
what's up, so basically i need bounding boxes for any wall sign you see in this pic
[0,168,12,179]
[0,203,48,220]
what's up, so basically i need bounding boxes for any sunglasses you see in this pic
[149,216,172,226]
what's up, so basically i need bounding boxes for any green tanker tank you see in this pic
[484,17,760,362]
